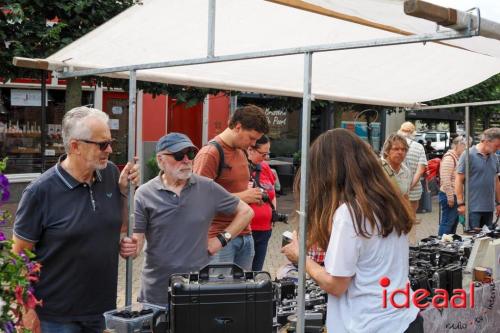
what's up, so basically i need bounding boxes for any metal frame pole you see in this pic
[137,89,144,185]
[125,70,137,306]
[208,0,216,57]
[202,95,209,145]
[464,106,470,230]
[56,29,477,79]
[296,52,313,333]
[40,70,47,172]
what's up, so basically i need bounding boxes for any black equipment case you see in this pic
[169,264,273,333]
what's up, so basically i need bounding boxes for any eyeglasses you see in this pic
[162,149,197,161]
[79,139,115,151]
[252,147,270,158]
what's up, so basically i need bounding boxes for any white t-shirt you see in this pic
[324,204,419,333]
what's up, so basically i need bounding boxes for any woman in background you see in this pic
[282,129,421,333]
[247,135,276,271]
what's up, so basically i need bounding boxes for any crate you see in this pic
[104,303,165,332]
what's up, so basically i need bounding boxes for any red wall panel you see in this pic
[208,94,230,141]
[142,94,167,141]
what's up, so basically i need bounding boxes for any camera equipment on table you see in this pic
[408,235,472,303]
[273,277,327,332]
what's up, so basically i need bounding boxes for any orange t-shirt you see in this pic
[193,136,251,238]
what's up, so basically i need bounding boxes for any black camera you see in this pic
[272,210,288,223]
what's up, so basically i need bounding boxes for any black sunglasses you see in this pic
[162,149,197,161]
[79,139,115,151]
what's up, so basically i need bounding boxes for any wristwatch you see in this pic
[216,231,232,247]
[457,202,465,207]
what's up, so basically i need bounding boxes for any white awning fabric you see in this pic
[43,0,500,107]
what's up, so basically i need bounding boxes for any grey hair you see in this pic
[62,106,109,152]
[381,133,409,159]
[451,135,471,148]
[480,128,500,142]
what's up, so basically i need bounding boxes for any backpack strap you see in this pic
[208,140,231,180]
[380,159,395,178]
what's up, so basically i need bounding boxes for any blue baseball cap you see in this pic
[156,132,198,153]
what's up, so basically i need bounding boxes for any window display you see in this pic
[0,87,94,174]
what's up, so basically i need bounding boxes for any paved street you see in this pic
[116,191,445,307]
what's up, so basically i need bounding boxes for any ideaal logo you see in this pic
[380,277,475,309]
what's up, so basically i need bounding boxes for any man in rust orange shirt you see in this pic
[194,105,269,270]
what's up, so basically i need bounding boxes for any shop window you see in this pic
[0,88,94,174]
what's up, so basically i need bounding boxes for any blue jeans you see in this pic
[469,211,494,229]
[210,234,255,271]
[41,318,104,333]
[438,192,459,236]
[251,230,272,271]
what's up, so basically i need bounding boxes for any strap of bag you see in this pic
[208,140,231,179]
[252,163,276,211]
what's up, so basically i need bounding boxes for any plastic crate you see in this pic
[104,303,165,332]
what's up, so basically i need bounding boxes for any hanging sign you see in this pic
[11,89,48,107]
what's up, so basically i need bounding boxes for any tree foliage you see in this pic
[425,73,500,117]
[0,0,227,106]
[1,0,138,79]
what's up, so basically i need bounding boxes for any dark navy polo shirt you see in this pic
[14,156,123,322]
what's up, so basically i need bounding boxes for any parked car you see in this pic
[415,131,450,151]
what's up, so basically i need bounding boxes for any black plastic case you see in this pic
[170,264,273,333]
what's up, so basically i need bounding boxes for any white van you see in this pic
[414,131,449,151]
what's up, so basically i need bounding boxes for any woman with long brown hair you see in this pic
[282,129,422,333]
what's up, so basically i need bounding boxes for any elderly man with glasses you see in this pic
[12,106,140,333]
[128,132,253,306]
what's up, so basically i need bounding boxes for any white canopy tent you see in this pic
[17,0,500,107]
[13,1,500,332]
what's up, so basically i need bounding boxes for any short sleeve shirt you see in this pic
[13,158,123,321]
[324,204,419,333]
[193,136,251,237]
[381,159,412,196]
[404,139,428,201]
[134,173,239,305]
[457,146,499,212]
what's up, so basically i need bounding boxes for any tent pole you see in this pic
[55,29,477,79]
[40,70,47,172]
[297,52,313,333]
[125,70,137,306]
[137,90,144,184]
[207,0,216,57]
[464,106,470,230]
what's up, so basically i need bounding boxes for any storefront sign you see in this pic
[112,106,123,115]
[109,119,120,130]
[265,109,287,138]
[10,89,48,107]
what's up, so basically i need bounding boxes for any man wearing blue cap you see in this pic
[128,132,253,306]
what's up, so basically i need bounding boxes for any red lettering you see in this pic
[382,289,387,308]
[450,289,467,308]
[412,289,430,309]
[390,283,410,308]
[470,282,475,308]
[432,289,449,308]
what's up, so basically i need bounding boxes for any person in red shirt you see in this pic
[247,135,276,271]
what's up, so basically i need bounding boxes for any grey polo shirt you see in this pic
[13,156,123,321]
[457,146,499,212]
[134,172,239,306]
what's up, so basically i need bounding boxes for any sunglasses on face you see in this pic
[79,139,115,151]
[162,149,197,161]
